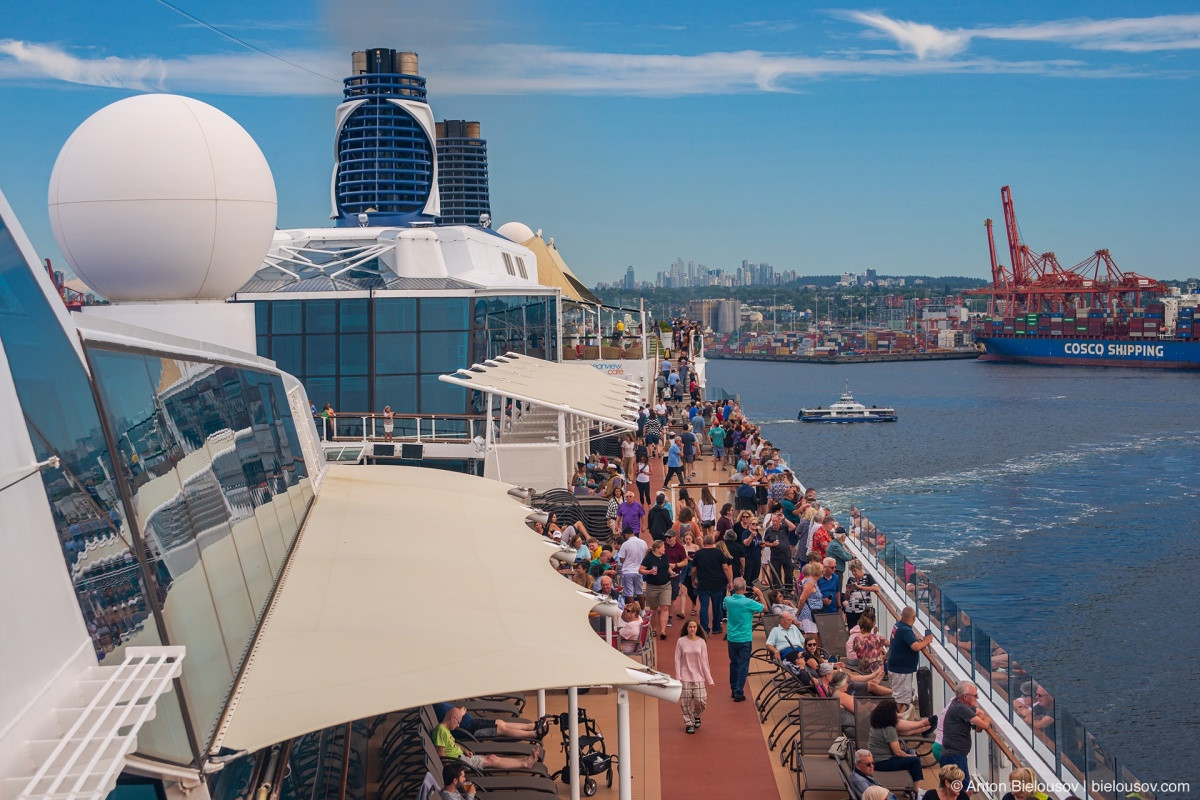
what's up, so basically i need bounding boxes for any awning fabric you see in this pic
[213,464,663,754]
[508,231,601,304]
[439,353,640,429]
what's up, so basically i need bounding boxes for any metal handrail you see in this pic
[844,513,1146,800]
[317,412,487,443]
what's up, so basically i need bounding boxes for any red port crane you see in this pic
[44,258,87,311]
[967,186,1167,316]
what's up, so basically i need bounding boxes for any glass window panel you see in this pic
[273,490,300,555]
[253,301,268,332]
[902,558,916,599]
[135,691,195,764]
[376,332,418,373]
[255,502,287,576]
[1086,732,1117,799]
[305,335,336,376]
[339,376,368,414]
[1014,672,1056,758]
[154,530,235,742]
[420,297,469,330]
[375,375,418,413]
[420,374,466,414]
[272,301,302,334]
[270,335,302,377]
[305,376,337,414]
[255,335,268,358]
[946,604,971,660]
[972,625,992,694]
[86,345,311,754]
[340,333,368,376]
[232,514,273,611]
[470,330,488,364]
[419,330,468,373]
[305,299,337,333]
[197,523,257,666]
[376,297,417,332]
[339,298,368,332]
[1059,707,1088,792]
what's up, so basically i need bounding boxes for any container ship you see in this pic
[970,186,1200,368]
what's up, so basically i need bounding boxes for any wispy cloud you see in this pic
[842,12,970,59]
[0,40,340,94]
[0,39,166,90]
[840,11,1200,59]
[1,11,1194,100]
[974,15,1200,53]
[735,20,798,34]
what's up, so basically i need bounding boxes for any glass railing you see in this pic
[841,512,1155,800]
[316,412,486,443]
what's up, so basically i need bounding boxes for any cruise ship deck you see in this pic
[519,442,929,800]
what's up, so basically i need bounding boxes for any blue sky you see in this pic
[2,1,1199,284]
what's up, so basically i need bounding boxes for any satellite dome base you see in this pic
[79,302,257,355]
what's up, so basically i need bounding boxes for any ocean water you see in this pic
[707,358,1200,797]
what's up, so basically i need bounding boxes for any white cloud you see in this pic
[841,11,1200,57]
[843,12,971,60]
[0,39,166,90]
[0,40,340,95]
[974,15,1200,53]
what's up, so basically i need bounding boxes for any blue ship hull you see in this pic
[977,335,1200,369]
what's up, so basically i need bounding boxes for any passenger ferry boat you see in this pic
[798,384,897,422]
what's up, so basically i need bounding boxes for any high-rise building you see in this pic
[331,49,440,227]
[624,265,636,289]
[435,119,491,225]
[685,299,720,330]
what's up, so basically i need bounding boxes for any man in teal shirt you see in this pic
[824,527,854,583]
[723,577,766,701]
[708,422,726,468]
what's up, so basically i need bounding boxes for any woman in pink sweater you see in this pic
[674,619,715,733]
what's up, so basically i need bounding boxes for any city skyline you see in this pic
[2,2,1199,285]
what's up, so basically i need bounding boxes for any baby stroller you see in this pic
[550,708,616,797]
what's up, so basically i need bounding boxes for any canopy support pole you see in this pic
[558,412,568,488]
[617,688,631,800]
[536,689,546,720]
[568,686,580,800]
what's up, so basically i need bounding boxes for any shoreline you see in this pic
[706,350,981,364]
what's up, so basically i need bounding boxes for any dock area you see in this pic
[708,349,980,364]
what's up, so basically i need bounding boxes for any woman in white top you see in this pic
[698,486,718,529]
[382,405,394,441]
[674,619,714,733]
[621,434,637,484]
[635,455,652,504]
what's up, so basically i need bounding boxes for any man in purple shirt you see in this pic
[617,490,646,534]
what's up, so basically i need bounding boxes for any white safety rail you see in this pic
[839,520,1147,800]
[8,647,184,800]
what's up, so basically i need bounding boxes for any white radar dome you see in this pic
[497,221,536,244]
[48,94,277,302]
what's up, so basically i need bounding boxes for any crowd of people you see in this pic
[538,342,1070,798]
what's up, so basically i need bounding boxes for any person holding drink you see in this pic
[439,762,475,800]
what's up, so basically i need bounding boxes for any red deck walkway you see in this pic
[642,430,783,800]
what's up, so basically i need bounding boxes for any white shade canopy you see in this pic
[212,464,673,754]
[439,353,640,430]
